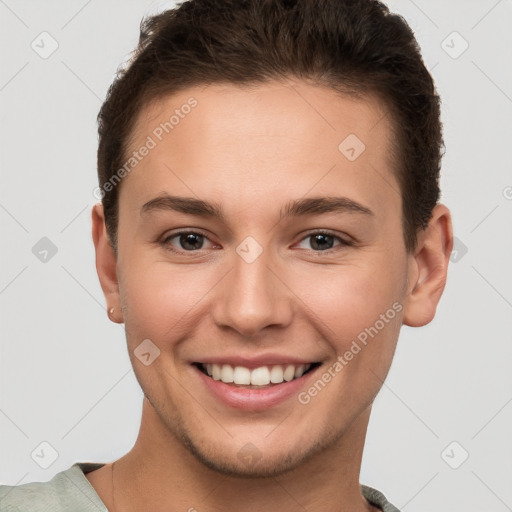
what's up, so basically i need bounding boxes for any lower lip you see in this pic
[194,365,319,411]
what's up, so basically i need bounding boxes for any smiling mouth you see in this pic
[194,362,321,388]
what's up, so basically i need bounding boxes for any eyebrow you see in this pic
[140,194,374,221]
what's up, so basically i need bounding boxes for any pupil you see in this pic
[181,233,203,250]
[311,233,333,251]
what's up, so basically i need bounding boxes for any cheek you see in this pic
[118,254,216,344]
[299,259,404,333]
[291,257,406,389]
[298,263,404,406]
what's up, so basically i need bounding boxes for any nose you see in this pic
[211,245,294,337]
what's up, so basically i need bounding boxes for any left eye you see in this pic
[296,231,348,251]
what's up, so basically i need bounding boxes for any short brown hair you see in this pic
[97,0,443,254]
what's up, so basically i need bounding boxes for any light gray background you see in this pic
[1,0,511,510]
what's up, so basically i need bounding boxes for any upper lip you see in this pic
[193,354,321,369]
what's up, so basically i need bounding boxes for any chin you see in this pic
[171,415,343,479]
[181,435,310,478]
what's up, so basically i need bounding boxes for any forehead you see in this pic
[119,80,400,222]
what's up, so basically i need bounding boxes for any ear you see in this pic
[91,203,123,324]
[402,203,453,327]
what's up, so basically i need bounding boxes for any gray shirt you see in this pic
[0,462,401,511]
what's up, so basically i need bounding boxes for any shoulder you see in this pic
[0,463,108,512]
[361,484,402,512]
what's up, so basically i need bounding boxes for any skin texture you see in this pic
[89,80,453,512]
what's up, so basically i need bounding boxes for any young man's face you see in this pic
[101,80,419,476]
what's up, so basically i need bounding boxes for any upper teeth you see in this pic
[203,363,311,386]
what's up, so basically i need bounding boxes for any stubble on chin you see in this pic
[145,392,353,480]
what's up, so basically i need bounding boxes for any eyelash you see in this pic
[160,229,353,255]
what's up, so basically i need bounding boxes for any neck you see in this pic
[110,398,376,512]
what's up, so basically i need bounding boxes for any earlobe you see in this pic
[402,204,454,327]
[91,203,123,324]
